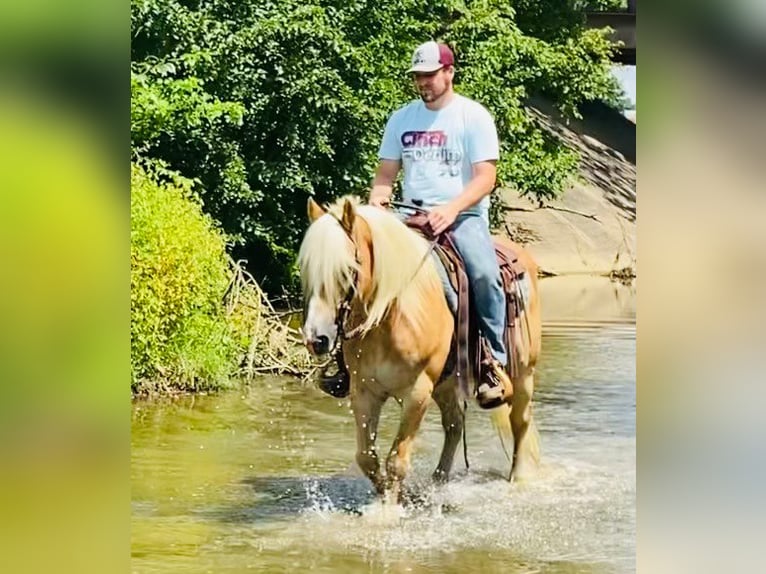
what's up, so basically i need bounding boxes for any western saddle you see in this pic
[402,213,527,402]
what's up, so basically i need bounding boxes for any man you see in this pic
[369,40,511,409]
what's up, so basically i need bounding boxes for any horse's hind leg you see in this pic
[431,381,463,483]
[510,366,540,482]
[385,373,432,502]
[351,388,385,494]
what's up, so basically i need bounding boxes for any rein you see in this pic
[390,200,470,470]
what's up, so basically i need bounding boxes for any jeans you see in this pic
[434,214,508,367]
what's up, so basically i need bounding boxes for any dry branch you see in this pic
[503,204,601,222]
[225,257,313,381]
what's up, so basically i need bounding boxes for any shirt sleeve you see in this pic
[377,111,401,160]
[466,104,499,163]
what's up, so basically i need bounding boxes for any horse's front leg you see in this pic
[385,372,433,503]
[350,387,385,494]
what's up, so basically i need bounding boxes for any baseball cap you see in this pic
[407,41,455,73]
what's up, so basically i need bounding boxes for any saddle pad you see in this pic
[431,251,458,314]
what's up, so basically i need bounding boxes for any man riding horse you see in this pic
[368,41,512,408]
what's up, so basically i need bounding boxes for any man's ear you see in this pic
[340,199,355,233]
[307,197,326,222]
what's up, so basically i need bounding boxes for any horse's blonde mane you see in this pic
[298,196,442,334]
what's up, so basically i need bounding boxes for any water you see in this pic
[132,277,635,573]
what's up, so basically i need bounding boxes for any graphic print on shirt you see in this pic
[400,130,462,180]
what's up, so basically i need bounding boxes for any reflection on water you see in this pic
[132,277,635,573]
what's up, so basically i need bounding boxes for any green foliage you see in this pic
[132,0,621,292]
[578,1,628,10]
[130,161,244,392]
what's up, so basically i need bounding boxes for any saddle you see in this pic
[403,214,527,401]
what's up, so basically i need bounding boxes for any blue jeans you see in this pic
[434,214,508,367]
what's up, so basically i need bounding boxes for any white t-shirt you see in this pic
[378,94,499,220]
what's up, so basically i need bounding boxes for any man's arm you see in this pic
[427,160,496,234]
[369,159,401,207]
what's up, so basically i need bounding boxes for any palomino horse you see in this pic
[299,195,542,501]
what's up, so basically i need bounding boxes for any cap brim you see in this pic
[406,63,444,73]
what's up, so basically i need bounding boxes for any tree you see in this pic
[132,0,620,293]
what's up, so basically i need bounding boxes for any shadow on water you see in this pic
[214,475,376,522]
[207,471,502,524]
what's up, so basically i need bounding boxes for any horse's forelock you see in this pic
[298,213,357,306]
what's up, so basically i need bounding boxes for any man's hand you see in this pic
[427,203,460,235]
[369,195,390,209]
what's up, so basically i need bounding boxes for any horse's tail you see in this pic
[525,418,541,468]
[489,404,514,473]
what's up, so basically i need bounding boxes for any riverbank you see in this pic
[501,103,636,279]
[537,275,635,324]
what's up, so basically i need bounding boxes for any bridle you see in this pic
[317,203,439,394]
[313,214,363,395]
[329,216,365,348]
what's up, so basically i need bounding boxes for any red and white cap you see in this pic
[407,41,455,73]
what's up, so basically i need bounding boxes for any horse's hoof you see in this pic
[510,461,537,484]
[432,469,449,484]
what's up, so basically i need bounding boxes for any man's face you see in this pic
[412,67,453,103]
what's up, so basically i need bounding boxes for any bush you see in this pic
[130,161,242,392]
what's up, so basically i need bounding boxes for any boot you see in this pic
[476,359,513,409]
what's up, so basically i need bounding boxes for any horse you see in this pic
[298,195,542,502]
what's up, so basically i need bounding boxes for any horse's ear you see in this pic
[341,199,355,233]
[307,197,326,222]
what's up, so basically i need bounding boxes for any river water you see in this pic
[132,277,635,573]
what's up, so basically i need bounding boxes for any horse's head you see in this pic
[299,195,441,356]
[298,197,373,356]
